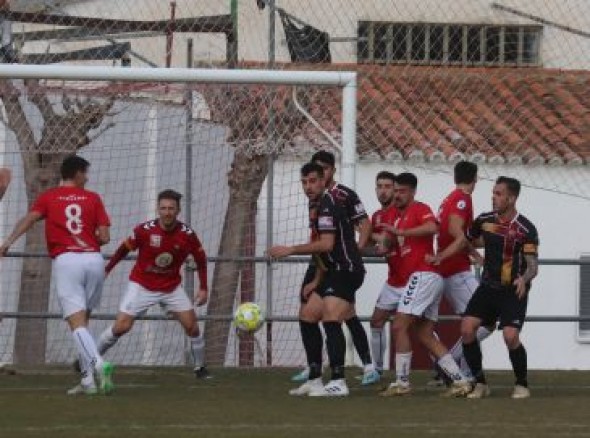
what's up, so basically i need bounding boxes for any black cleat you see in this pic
[194,366,212,380]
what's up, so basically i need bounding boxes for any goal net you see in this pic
[0,65,355,368]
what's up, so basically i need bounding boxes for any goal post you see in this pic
[0,64,358,367]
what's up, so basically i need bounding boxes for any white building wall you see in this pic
[266,159,590,370]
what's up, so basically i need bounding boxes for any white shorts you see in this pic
[119,281,193,317]
[398,271,444,321]
[442,270,479,314]
[52,252,105,319]
[375,282,404,311]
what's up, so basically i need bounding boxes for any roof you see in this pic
[351,66,589,166]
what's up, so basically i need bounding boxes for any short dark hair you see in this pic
[158,189,182,207]
[311,150,336,167]
[60,155,90,180]
[454,161,478,184]
[301,162,324,178]
[496,176,521,197]
[395,172,418,189]
[376,170,396,183]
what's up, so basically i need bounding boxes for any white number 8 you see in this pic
[65,203,83,235]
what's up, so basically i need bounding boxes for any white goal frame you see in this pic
[0,64,358,188]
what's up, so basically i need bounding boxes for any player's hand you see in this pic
[267,245,293,259]
[301,282,318,300]
[513,276,527,300]
[425,254,441,265]
[0,243,9,258]
[194,288,208,306]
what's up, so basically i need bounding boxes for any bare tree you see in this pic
[0,79,114,364]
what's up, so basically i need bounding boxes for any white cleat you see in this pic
[289,377,323,396]
[67,383,98,396]
[467,383,491,399]
[511,385,531,399]
[308,379,349,397]
[379,381,412,397]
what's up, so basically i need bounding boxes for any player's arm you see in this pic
[269,232,335,258]
[356,217,372,250]
[189,235,209,306]
[105,239,135,275]
[96,226,110,246]
[514,230,539,299]
[0,167,11,201]
[429,214,467,265]
[0,211,43,256]
[387,219,438,238]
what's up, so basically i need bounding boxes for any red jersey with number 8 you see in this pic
[31,186,110,258]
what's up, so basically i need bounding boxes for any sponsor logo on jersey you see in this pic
[155,252,173,268]
[355,203,366,214]
[457,200,466,210]
[150,234,162,247]
[318,216,334,228]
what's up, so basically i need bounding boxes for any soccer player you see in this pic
[426,161,493,385]
[378,172,471,397]
[0,167,12,373]
[94,189,209,378]
[461,177,539,399]
[368,171,401,375]
[291,150,378,386]
[0,155,113,395]
[269,162,366,397]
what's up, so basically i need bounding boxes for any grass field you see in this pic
[1,367,590,438]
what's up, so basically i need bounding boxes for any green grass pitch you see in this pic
[1,367,590,438]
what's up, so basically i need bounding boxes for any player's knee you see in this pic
[113,318,133,336]
[502,329,520,348]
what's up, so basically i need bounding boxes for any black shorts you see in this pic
[300,265,319,304]
[464,283,529,330]
[317,270,365,304]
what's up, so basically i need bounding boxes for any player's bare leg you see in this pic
[290,293,324,396]
[308,296,351,397]
[380,312,413,396]
[414,319,471,397]
[174,309,209,379]
[66,310,113,395]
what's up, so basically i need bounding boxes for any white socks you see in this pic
[72,327,103,378]
[437,352,467,382]
[395,352,412,386]
[97,326,120,356]
[191,333,206,368]
[370,327,386,372]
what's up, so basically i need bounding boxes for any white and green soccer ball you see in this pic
[234,302,264,333]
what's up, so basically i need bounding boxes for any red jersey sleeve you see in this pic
[188,231,208,290]
[447,193,472,224]
[30,192,49,217]
[416,203,436,225]
[94,194,111,227]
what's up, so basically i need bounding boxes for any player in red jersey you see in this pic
[379,172,471,397]
[367,171,401,376]
[0,155,113,395]
[426,161,493,388]
[95,189,210,378]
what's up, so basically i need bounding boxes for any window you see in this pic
[579,256,590,340]
[357,22,542,66]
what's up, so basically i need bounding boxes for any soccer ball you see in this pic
[234,302,264,333]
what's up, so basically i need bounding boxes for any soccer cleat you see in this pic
[289,377,323,396]
[361,369,381,386]
[97,361,115,395]
[511,385,531,399]
[379,382,412,397]
[194,366,212,380]
[67,383,98,396]
[308,379,349,397]
[0,362,16,375]
[441,380,473,398]
[467,383,491,399]
[291,367,310,382]
[426,374,445,387]
[72,358,81,373]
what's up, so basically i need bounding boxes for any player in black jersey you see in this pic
[268,162,366,397]
[461,176,539,399]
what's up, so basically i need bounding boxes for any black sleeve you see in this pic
[523,221,539,256]
[346,189,369,223]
